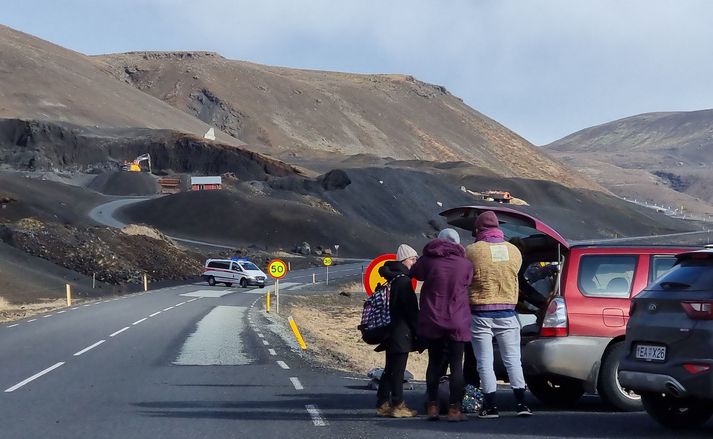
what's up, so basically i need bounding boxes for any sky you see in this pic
[3,0,713,145]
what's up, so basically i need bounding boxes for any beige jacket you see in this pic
[465,241,522,307]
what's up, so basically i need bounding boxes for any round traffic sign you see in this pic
[323,257,333,267]
[363,253,417,296]
[267,259,288,279]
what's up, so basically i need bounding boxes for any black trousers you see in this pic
[377,352,409,406]
[426,339,465,405]
[438,341,480,387]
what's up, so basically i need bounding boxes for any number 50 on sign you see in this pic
[268,259,288,279]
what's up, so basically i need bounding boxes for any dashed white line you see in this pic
[70,307,79,310]
[268,349,276,356]
[262,340,269,346]
[73,340,106,356]
[305,404,327,426]
[277,361,289,369]
[42,315,52,318]
[163,306,174,311]
[27,319,37,323]
[110,327,130,337]
[132,318,147,325]
[7,324,19,328]
[149,311,161,317]
[175,302,186,307]
[187,298,198,303]
[257,333,264,338]
[5,362,65,393]
[57,310,66,314]
[83,304,92,307]
[290,377,304,390]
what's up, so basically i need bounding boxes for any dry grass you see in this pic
[0,296,68,323]
[286,287,428,380]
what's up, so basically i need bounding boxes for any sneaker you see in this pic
[389,402,418,418]
[516,403,533,417]
[376,402,391,417]
[478,406,499,419]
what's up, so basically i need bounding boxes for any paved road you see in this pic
[3,266,713,438]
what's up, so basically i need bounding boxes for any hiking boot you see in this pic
[447,404,467,422]
[389,402,417,418]
[516,403,533,417]
[426,401,440,421]
[376,401,391,417]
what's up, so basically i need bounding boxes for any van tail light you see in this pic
[681,301,713,320]
[683,364,711,375]
[540,297,568,337]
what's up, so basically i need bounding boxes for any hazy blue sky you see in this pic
[3,0,713,144]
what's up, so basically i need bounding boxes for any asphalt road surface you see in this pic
[2,265,712,438]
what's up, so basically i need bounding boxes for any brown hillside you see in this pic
[94,51,597,189]
[546,110,713,217]
[0,25,239,145]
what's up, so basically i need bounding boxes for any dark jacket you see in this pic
[410,238,473,342]
[375,261,419,353]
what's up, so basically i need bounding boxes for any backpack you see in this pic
[358,276,402,345]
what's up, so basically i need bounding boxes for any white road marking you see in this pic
[83,304,92,307]
[132,318,147,325]
[7,324,19,328]
[290,377,304,390]
[110,327,130,337]
[42,315,52,318]
[57,310,66,314]
[163,306,174,311]
[257,333,264,338]
[277,361,289,369]
[70,307,79,310]
[305,404,327,426]
[187,298,198,303]
[73,340,106,356]
[180,290,235,298]
[27,319,37,323]
[149,311,161,317]
[5,362,65,393]
[262,340,269,345]
[268,349,276,356]
[175,302,186,307]
[174,306,253,366]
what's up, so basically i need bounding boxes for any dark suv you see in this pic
[619,249,713,428]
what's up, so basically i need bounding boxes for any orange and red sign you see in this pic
[363,253,418,296]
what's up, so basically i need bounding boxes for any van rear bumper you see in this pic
[521,336,610,392]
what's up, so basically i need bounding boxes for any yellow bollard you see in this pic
[266,290,270,314]
[143,273,148,292]
[288,316,308,350]
[66,284,72,307]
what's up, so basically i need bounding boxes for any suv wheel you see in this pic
[240,278,248,288]
[526,375,585,407]
[641,393,713,429]
[598,342,642,412]
[207,276,216,286]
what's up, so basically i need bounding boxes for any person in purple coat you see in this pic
[410,229,473,422]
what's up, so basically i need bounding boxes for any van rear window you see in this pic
[578,255,637,298]
[207,261,229,270]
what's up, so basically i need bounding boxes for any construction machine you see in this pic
[122,154,152,172]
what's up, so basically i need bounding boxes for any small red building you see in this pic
[191,176,222,191]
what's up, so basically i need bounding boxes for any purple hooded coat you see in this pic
[410,238,474,342]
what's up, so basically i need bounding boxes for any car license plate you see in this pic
[635,344,666,362]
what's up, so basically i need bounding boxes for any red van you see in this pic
[441,205,695,411]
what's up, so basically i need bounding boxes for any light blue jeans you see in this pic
[471,315,527,394]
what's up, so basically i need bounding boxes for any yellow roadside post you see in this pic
[66,284,72,307]
[266,290,271,314]
[143,273,148,292]
[288,316,308,350]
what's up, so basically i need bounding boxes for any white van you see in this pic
[202,258,267,288]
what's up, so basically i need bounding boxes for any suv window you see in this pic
[241,262,260,271]
[578,255,637,298]
[650,258,713,292]
[649,255,677,283]
[208,261,229,270]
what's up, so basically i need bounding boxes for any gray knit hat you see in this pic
[396,244,418,261]
[438,228,461,244]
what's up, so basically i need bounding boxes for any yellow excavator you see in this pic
[122,154,152,172]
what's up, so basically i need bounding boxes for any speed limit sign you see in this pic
[268,259,288,279]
